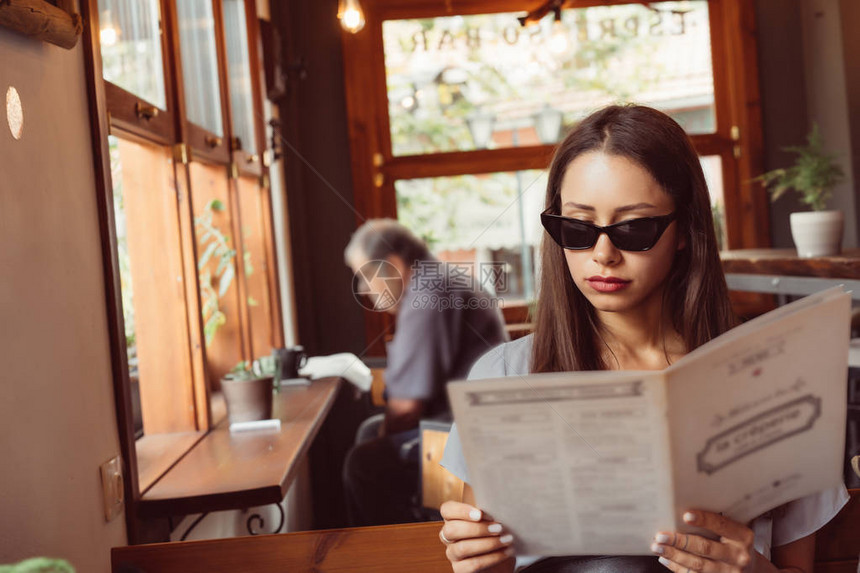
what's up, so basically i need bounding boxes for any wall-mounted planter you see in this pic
[0,0,82,49]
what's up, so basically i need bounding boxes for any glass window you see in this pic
[395,169,548,301]
[98,0,167,109]
[700,155,727,250]
[397,156,726,301]
[177,0,224,135]
[222,0,258,155]
[383,1,715,156]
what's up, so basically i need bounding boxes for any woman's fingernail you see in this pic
[650,543,665,555]
[504,547,516,557]
[655,533,670,544]
[500,534,514,544]
[658,556,671,567]
[469,509,482,521]
[488,523,503,533]
[683,512,697,523]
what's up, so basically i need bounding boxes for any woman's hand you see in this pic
[651,510,755,573]
[439,500,516,573]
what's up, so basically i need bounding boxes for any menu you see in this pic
[448,287,851,555]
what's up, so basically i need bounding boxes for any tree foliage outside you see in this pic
[384,4,711,251]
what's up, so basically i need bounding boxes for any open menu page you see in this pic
[447,287,850,556]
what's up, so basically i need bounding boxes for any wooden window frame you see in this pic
[227,0,267,178]
[81,0,285,543]
[341,0,770,354]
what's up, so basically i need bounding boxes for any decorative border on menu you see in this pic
[696,394,821,475]
[465,380,643,407]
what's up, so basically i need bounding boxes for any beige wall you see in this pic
[0,26,126,572]
[800,0,857,247]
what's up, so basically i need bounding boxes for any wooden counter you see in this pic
[138,377,341,517]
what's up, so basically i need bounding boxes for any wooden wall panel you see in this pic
[174,161,210,430]
[189,161,245,385]
[118,137,196,433]
[237,176,275,360]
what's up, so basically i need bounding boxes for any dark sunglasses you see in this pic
[541,209,677,251]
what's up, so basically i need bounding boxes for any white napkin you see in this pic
[299,352,373,392]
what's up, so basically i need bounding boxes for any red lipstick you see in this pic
[586,276,631,293]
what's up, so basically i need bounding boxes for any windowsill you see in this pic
[136,431,207,494]
[137,377,342,518]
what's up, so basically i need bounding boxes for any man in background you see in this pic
[343,218,508,526]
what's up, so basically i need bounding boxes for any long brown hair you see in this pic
[532,105,737,373]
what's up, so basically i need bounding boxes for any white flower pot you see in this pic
[789,210,844,258]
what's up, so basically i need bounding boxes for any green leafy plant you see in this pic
[711,200,725,251]
[0,558,74,573]
[754,124,844,211]
[224,357,276,382]
[196,200,258,346]
[196,199,237,347]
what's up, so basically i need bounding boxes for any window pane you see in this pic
[384,1,715,156]
[177,0,224,135]
[109,135,197,435]
[700,155,727,250]
[99,0,167,109]
[222,0,258,155]
[395,170,547,301]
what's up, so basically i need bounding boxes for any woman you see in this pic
[438,105,849,573]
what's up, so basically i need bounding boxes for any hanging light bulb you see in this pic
[549,9,569,55]
[100,10,119,47]
[338,0,366,34]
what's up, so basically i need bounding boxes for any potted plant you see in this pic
[755,124,845,257]
[221,360,275,424]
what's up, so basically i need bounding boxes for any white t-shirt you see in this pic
[440,334,850,567]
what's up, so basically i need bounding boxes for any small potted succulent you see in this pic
[221,360,274,424]
[755,124,845,257]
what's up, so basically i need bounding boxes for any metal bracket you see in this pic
[246,503,286,535]
[173,143,190,165]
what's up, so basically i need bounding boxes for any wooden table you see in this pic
[112,491,859,573]
[721,249,860,301]
[138,377,341,518]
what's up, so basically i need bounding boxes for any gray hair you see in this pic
[344,218,432,268]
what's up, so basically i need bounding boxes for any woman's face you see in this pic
[558,151,684,315]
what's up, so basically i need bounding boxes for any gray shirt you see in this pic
[440,333,849,561]
[384,267,508,418]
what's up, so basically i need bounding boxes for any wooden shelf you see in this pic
[138,377,341,517]
[721,248,860,280]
